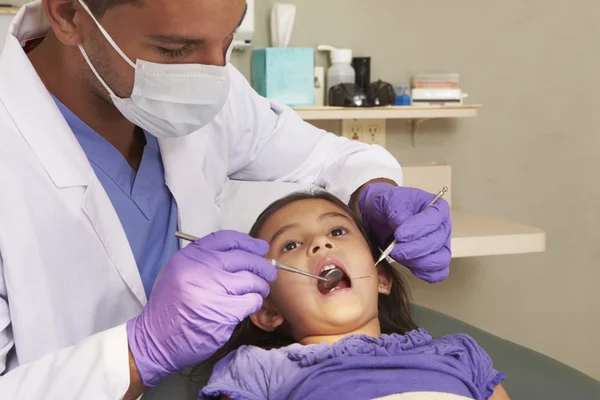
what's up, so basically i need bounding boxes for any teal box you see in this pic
[251,48,315,107]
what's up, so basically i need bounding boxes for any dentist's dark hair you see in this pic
[197,191,417,372]
[87,0,141,17]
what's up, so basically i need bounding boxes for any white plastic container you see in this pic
[318,45,356,104]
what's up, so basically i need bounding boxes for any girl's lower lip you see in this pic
[320,288,352,300]
[320,287,353,297]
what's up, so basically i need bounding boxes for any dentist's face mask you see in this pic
[77,0,232,139]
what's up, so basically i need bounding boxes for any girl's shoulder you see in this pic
[214,344,300,376]
[200,344,304,400]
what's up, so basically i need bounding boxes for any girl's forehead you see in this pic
[276,198,348,220]
[260,199,354,237]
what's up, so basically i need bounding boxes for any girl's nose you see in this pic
[311,237,334,254]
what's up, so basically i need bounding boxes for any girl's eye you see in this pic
[330,228,347,237]
[283,241,301,252]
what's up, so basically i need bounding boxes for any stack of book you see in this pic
[411,73,466,106]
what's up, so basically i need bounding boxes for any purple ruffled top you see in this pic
[201,329,506,400]
[288,329,433,367]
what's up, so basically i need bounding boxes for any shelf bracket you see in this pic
[407,119,426,147]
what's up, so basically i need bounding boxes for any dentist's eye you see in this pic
[157,46,190,58]
[330,227,347,237]
[282,241,301,252]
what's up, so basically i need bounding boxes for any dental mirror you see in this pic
[318,268,345,291]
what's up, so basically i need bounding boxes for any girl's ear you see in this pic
[377,266,393,295]
[250,298,285,332]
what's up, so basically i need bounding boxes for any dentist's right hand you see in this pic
[126,231,277,388]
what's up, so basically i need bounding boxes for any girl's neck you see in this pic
[298,317,382,346]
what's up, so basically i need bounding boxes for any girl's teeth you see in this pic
[322,264,336,272]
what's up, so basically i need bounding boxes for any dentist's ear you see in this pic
[43,0,86,46]
[250,298,285,332]
[377,266,392,295]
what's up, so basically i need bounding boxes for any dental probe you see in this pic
[373,186,449,268]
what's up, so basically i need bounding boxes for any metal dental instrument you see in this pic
[174,231,329,282]
[373,186,449,268]
[319,268,346,291]
[271,260,329,282]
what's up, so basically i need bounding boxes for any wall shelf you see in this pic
[293,105,480,121]
[0,7,19,15]
[451,210,546,258]
[294,110,546,259]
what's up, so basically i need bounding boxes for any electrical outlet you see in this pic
[341,119,387,147]
[349,123,361,141]
[366,123,386,147]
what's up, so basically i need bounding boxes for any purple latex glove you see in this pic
[127,230,277,387]
[359,183,452,283]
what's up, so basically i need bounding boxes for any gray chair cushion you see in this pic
[142,365,210,400]
[412,305,600,400]
[143,307,600,400]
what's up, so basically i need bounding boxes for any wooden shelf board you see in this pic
[451,210,546,258]
[294,105,481,120]
[0,7,19,15]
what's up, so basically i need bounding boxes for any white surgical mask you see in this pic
[77,0,232,139]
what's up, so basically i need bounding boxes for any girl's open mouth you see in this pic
[317,264,352,295]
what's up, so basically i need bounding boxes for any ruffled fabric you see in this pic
[287,329,433,368]
[483,370,507,399]
[201,387,262,400]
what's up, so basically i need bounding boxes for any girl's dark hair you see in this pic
[207,191,417,365]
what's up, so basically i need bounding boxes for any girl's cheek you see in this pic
[270,276,294,300]
[265,250,278,260]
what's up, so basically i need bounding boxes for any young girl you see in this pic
[200,191,508,400]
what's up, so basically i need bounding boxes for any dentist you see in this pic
[0,0,451,398]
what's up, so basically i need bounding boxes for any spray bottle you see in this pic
[318,45,355,104]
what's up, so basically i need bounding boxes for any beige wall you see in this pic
[9,0,599,381]
[235,0,600,380]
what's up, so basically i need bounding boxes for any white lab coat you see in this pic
[0,2,403,399]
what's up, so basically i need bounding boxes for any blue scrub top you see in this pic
[52,95,180,297]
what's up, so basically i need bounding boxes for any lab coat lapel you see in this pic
[0,37,89,189]
[159,135,221,243]
[0,31,146,305]
[81,179,146,304]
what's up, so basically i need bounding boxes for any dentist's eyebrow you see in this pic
[148,2,247,45]
[318,212,352,222]
[270,223,299,244]
[148,35,206,45]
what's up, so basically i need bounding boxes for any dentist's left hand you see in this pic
[359,183,452,283]
[126,231,277,387]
